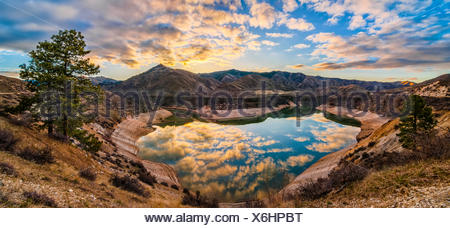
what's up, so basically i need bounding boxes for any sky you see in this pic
[0,0,449,82]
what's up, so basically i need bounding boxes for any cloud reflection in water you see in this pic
[137,113,359,202]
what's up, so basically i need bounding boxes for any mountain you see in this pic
[200,69,255,82]
[89,76,121,86]
[105,65,418,99]
[108,64,220,95]
[202,69,410,92]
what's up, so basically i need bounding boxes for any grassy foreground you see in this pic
[284,158,449,208]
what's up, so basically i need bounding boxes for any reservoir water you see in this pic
[137,111,360,202]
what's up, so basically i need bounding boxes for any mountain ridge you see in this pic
[105,64,415,95]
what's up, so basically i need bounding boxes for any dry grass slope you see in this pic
[289,158,449,208]
[0,117,185,208]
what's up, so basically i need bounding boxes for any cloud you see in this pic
[248,2,277,29]
[293,136,309,142]
[290,64,305,69]
[0,0,264,68]
[279,16,315,31]
[266,33,294,38]
[293,43,310,49]
[299,0,433,35]
[348,15,366,30]
[261,40,280,46]
[307,29,450,70]
[282,0,299,13]
[286,155,314,167]
[306,124,360,152]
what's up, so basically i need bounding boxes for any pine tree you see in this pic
[19,30,101,140]
[397,95,437,149]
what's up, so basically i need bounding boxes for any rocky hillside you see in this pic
[0,117,184,207]
[0,75,30,112]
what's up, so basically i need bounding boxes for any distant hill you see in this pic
[202,69,410,91]
[89,76,121,86]
[107,65,412,96]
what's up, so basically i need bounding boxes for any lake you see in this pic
[137,111,360,202]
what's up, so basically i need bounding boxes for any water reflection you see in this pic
[137,112,360,202]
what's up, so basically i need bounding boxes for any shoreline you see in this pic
[281,105,392,198]
[111,104,391,203]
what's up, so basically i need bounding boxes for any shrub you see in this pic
[183,188,190,195]
[361,152,370,159]
[160,182,168,187]
[8,113,33,127]
[17,146,54,164]
[329,161,368,187]
[181,190,219,208]
[354,146,366,153]
[245,200,266,208]
[130,160,145,171]
[170,185,179,191]
[23,191,57,207]
[79,167,97,181]
[0,191,8,204]
[368,141,376,147]
[0,129,19,151]
[110,174,150,197]
[138,171,156,187]
[299,161,368,200]
[0,162,17,176]
[73,129,102,154]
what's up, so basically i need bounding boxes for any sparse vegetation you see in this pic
[23,191,57,207]
[0,129,19,151]
[181,190,219,208]
[170,185,179,191]
[0,191,8,204]
[73,129,102,153]
[298,161,368,200]
[110,174,150,197]
[0,162,17,176]
[17,146,54,164]
[397,95,437,149]
[137,171,157,187]
[293,158,449,208]
[79,167,97,181]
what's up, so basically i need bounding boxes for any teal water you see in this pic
[137,112,360,202]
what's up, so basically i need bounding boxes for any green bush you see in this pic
[73,129,102,153]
